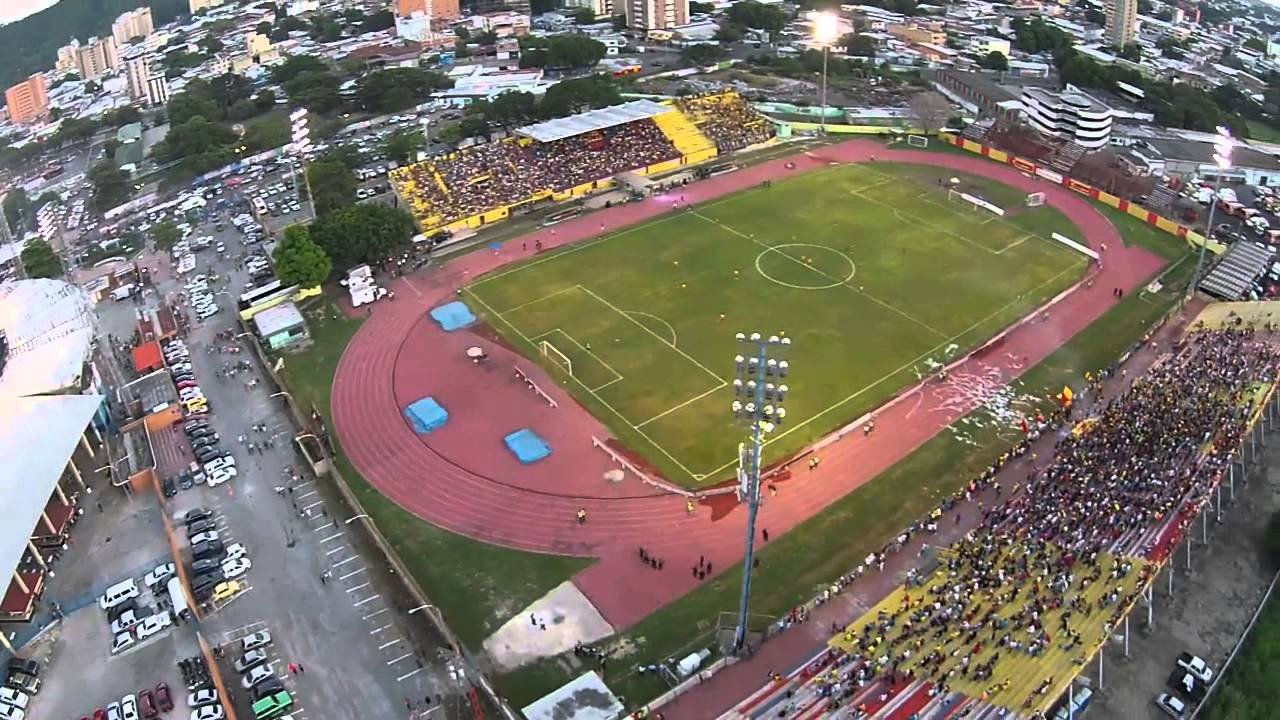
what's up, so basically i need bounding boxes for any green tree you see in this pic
[519,35,607,69]
[88,160,131,213]
[150,219,182,251]
[1118,43,1141,61]
[255,21,272,35]
[355,68,453,113]
[690,1,716,13]
[309,204,416,268]
[320,145,364,169]
[572,7,596,24]
[726,1,788,34]
[243,114,290,151]
[273,225,333,286]
[1244,36,1267,53]
[682,44,725,66]
[4,189,32,233]
[538,76,621,119]
[979,50,1009,71]
[306,160,357,215]
[1011,18,1072,54]
[286,70,344,113]
[270,55,330,85]
[483,91,537,129]
[167,89,220,125]
[364,9,395,31]
[842,33,877,57]
[381,130,426,163]
[20,239,63,279]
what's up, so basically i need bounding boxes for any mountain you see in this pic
[0,0,188,89]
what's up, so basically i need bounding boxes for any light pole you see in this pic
[812,12,840,135]
[729,331,791,653]
[290,108,317,220]
[345,513,370,525]
[1188,126,1234,298]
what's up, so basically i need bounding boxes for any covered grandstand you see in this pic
[389,92,775,234]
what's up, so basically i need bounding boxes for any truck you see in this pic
[341,265,389,307]
[1176,652,1214,684]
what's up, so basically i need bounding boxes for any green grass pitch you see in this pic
[464,162,1089,487]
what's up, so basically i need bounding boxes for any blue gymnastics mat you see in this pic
[504,428,551,464]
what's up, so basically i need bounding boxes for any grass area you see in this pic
[495,240,1192,709]
[279,309,592,647]
[1246,121,1280,146]
[1204,580,1280,719]
[466,163,1086,487]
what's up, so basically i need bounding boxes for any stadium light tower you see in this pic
[1188,126,1234,298]
[812,12,840,135]
[290,108,318,221]
[730,332,791,653]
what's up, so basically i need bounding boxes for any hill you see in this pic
[0,0,188,89]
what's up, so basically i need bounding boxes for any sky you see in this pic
[0,0,61,25]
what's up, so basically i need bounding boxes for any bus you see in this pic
[238,281,323,321]
[239,279,285,310]
[41,164,63,180]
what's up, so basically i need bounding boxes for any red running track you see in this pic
[330,139,1167,633]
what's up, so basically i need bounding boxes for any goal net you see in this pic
[1025,192,1047,207]
[540,340,572,376]
[907,135,929,148]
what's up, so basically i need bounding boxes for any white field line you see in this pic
[498,285,581,315]
[636,382,728,428]
[531,327,624,385]
[576,285,726,383]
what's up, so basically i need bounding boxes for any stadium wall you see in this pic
[937,132,1224,255]
[783,121,925,135]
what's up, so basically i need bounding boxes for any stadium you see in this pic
[323,91,1272,719]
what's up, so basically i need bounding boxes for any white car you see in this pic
[189,530,219,545]
[144,562,176,588]
[221,557,251,579]
[111,632,136,654]
[205,456,236,472]
[197,308,220,320]
[206,467,235,488]
[1155,693,1185,719]
[224,542,248,560]
[136,613,172,640]
[121,694,139,720]
[233,649,267,673]
[107,702,122,720]
[110,609,139,635]
[241,630,271,651]
[0,687,29,709]
[0,705,24,720]
[190,706,225,720]
[187,688,218,708]
[241,664,273,688]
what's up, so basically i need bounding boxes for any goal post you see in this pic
[907,135,929,148]
[1025,191,1047,207]
[540,340,572,376]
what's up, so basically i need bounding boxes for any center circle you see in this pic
[755,243,857,290]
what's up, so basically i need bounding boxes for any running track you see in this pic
[330,139,1167,636]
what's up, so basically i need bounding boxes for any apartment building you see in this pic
[125,56,169,107]
[76,36,121,81]
[624,0,687,31]
[396,0,462,21]
[5,74,50,125]
[55,40,81,75]
[189,0,228,12]
[888,23,947,46]
[1105,0,1137,47]
[112,7,155,46]
[566,0,615,17]
[1020,86,1113,149]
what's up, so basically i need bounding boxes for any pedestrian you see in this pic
[298,664,305,673]
[762,528,770,542]
[288,663,297,674]
[657,559,664,570]
[320,573,327,585]
[97,502,103,513]
[530,613,537,626]
[576,508,587,524]
[686,499,695,514]
[539,622,547,631]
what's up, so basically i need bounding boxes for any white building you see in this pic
[1020,85,1113,149]
[566,0,615,17]
[111,7,154,46]
[125,56,170,107]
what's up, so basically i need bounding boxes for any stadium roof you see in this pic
[0,394,103,602]
[515,100,671,143]
[0,279,96,397]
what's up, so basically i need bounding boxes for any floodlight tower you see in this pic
[812,12,840,135]
[290,108,317,221]
[1188,126,1234,298]
[730,331,791,653]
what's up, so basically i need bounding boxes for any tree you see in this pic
[612,15,627,31]
[682,44,725,66]
[271,55,330,85]
[273,225,332,286]
[1245,36,1267,53]
[102,138,122,159]
[842,33,877,57]
[1118,43,1141,61]
[88,160,131,213]
[20,239,63,279]
[979,50,1008,71]
[690,1,716,13]
[572,7,596,24]
[150,219,182,251]
[538,76,621,119]
[4,189,32,233]
[286,69,343,113]
[355,68,453,113]
[909,91,951,135]
[364,9,395,31]
[519,35,607,69]
[306,160,357,215]
[381,130,426,163]
[726,1,788,35]
[309,204,416,268]
[255,21,272,36]
[484,91,537,128]
[1011,18,1072,55]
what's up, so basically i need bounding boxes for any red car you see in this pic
[93,711,107,720]
[155,682,174,713]
[138,689,157,718]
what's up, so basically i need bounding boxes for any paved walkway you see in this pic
[330,139,1167,634]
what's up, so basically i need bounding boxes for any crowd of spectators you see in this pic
[801,327,1278,715]
[389,120,680,228]
[676,93,776,153]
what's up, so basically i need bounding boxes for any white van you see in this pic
[110,284,136,301]
[98,579,140,610]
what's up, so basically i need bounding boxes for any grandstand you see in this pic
[389,92,775,234]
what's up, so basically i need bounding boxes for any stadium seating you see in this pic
[675,92,776,152]
[651,110,717,160]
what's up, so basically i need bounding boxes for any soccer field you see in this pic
[464,162,1089,487]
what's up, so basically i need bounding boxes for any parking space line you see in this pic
[345,582,371,594]
[294,484,315,494]
[362,607,389,620]
[378,638,402,650]
[320,532,344,544]
[312,522,335,532]
[370,624,392,635]
[386,652,413,665]
[333,555,359,568]
[325,546,345,556]
[353,594,381,607]
[339,567,365,581]
[398,668,427,682]
[303,501,325,511]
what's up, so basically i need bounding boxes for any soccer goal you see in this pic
[907,135,929,148]
[540,340,573,376]
[1025,192,1047,207]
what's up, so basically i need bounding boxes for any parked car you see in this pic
[240,663,273,689]
[233,650,267,674]
[154,683,173,713]
[187,688,217,708]
[212,581,241,603]
[1176,653,1214,683]
[241,630,271,651]
[144,563,176,588]
[184,508,213,524]
[1155,692,1186,719]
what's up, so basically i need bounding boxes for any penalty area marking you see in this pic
[624,310,678,346]
[754,243,857,290]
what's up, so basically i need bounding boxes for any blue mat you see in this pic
[504,428,551,464]
[429,301,477,332]
[405,397,449,434]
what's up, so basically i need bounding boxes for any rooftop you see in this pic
[515,100,671,143]
[0,279,96,397]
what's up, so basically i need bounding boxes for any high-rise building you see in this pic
[75,36,121,81]
[623,0,686,30]
[473,0,530,16]
[112,8,155,45]
[1105,0,1137,48]
[55,39,81,75]
[125,56,169,107]
[397,0,462,21]
[189,0,228,12]
[566,0,614,18]
[5,74,50,125]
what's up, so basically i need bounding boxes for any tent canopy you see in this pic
[132,341,164,374]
